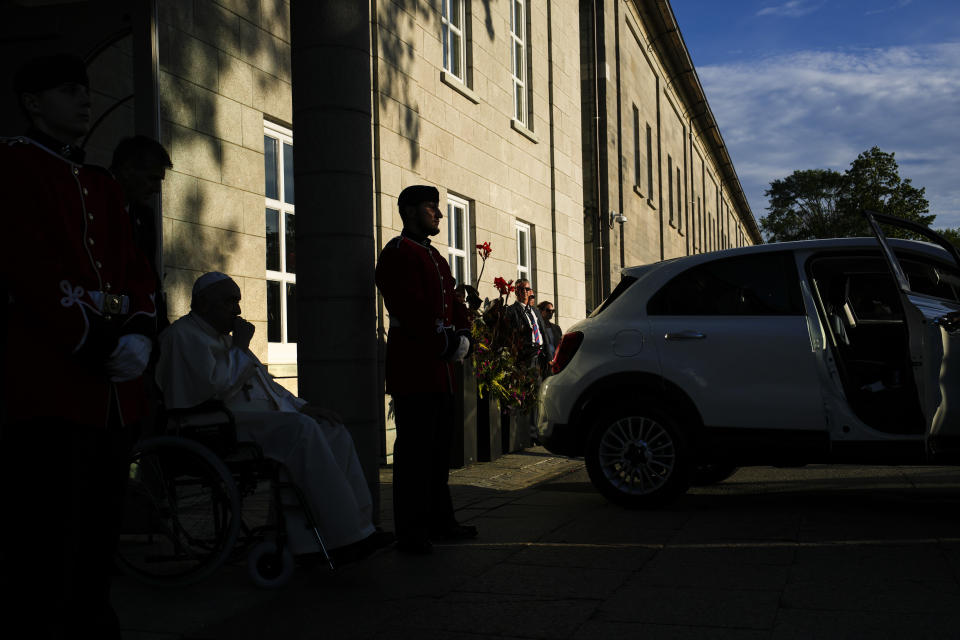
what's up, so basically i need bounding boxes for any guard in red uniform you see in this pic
[375,185,478,553]
[0,54,157,639]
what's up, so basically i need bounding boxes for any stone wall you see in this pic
[157,0,292,368]
[373,0,586,461]
[593,0,756,288]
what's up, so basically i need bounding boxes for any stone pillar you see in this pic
[290,2,380,508]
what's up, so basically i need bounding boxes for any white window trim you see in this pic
[442,0,466,83]
[515,220,531,283]
[264,121,296,365]
[446,194,471,288]
[511,0,527,126]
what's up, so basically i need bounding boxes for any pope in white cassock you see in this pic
[156,272,391,559]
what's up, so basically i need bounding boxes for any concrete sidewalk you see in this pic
[115,454,960,639]
[114,446,585,640]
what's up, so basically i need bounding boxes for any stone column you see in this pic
[290,2,380,510]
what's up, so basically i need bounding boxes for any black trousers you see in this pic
[0,416,136,639]
[392,393,457,542]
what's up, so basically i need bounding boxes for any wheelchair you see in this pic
[115,401,333,589]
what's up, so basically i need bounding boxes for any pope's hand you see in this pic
[232,317,255,349]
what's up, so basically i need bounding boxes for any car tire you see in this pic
[584,400,691,508]
[691,463,739,486]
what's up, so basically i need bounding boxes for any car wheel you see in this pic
[584,401,690,508]
[691,462,739,486]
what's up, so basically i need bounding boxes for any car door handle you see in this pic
[665,330,706,340]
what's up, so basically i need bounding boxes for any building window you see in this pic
[442,0,466,83]
[697,197,702,252]
[510,0,529,126]
[516,220,531,283]
[446,195,471,287]
[714,186,719,250]
[632,106,641,190]
[667,155,674,226]
[264,121,296,363]
[646,124,653,200]
[676,167,682,233]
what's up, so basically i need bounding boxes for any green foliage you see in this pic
[471,298,540,413]
[761,146,933,242]
[936,227,960,249]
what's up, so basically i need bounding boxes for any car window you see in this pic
[898,255,960,302]
[589,276,637,317]
[647,252,803,316]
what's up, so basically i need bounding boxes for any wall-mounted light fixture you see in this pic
[609,210,627,227]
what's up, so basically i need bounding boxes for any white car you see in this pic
[538,212,960,507]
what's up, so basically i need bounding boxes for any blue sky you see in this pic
[670,0,960,230]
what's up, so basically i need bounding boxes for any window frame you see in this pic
[667,155,674,227]
[264,121,297,365]
[632,105,641,191]
[510,0,529,126]
[645,124,654,202]
[446,194,471,288]
[516,220,532,284]
[442,0,467,83]
[676,166,683,234]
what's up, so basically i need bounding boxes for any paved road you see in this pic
[115,458,960,639]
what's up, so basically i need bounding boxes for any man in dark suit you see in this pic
[509,279,554,374]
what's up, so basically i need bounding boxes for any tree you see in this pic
[761,147,933,242]
[937,227,960,250]
[761,168,845,242]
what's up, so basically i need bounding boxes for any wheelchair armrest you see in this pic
[165,400,238,453]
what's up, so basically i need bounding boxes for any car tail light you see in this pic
[551,331,584,374]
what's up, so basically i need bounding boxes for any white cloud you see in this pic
[865,0,913,16]
[698,43,960,228]
[756,1,825,18]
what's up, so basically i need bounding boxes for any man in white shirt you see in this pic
[155,272,391,561]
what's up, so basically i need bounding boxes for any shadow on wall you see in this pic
[376,0,495,168]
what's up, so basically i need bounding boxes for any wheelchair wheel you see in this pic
[247,540,296,589]
[116,436,242,587]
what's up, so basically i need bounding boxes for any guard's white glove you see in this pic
[451,335,470,362]
[105,334,152,382]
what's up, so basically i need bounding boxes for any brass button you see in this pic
[83,188,88,195]
[88,237,94,245]
[88,213,94,220]
[105,283,112,290]
[73,168,79,175]
[95,261,102,268]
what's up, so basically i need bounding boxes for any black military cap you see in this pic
[14,53,89,96]
[398,184,439,210]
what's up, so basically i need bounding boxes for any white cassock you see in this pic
[155,312,375,553]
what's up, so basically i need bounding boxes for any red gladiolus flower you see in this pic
[493,276,513,295]
[476,241,492,260]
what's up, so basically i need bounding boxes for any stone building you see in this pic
[580,0,761,310]
[0,0,755,481]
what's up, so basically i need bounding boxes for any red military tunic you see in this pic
[375,233,471,395]
[0,136,157,427]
